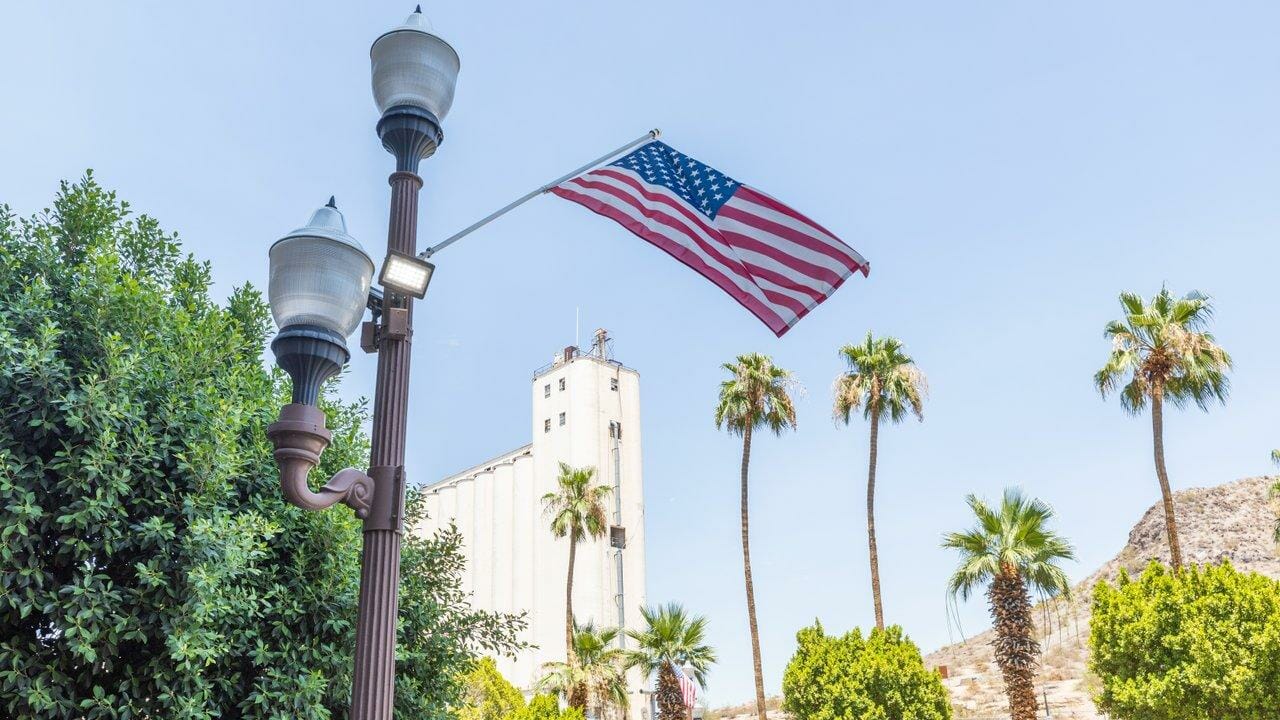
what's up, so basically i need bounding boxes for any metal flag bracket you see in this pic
[419,129,660,258]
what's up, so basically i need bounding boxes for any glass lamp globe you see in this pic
[370,7,460,122]
[268,198,375,339]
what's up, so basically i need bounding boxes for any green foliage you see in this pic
[0,174,523,719]
[458,658,583,720]
[542,463,610,544]
[714,353,797,437]
[833,332,927,425]
[626,602,716,687]
[537,623,629,715]
[941,489,1075,602]
[627,603,716,720]
[1089,562,1280,720]
[458,658,526,720]
[782,622,951,720]
[1095,287,1231,414]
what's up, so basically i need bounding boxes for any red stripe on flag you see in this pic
[734,186,868,276]
[717,202,864,275]
[549,185,792,335]
[569,174,812,319]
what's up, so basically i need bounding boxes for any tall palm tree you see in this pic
[543,462,612,661]
[1271,451,1280,543]
[538,622,630,716]
[833,332,927,631]
[627,603,718,720]
[1095,288,1231,570]
[943,489,1075,720]
[714,353,796,720]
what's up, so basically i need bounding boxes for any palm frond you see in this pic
[942,488,1075,603]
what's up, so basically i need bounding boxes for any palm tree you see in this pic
[1271,451,1280,543]
[627,603,717,720]
[543,462,612,661]
[833,332,927,631]
[538,622,630,717]
[714,353,796,720]
[943,489,1075,720]
[1095,288,1231,570]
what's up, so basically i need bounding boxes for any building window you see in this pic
[559,412,566,426]
[544,383,550,398]
[610,377,618,391]
[544,418,551,433]
[558,378,566,392]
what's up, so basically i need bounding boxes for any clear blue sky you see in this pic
[4,1,1279,707]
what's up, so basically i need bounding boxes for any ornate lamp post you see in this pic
[265,7,459,719]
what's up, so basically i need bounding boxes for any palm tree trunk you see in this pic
[656,664,684,720]
[566,535,578,658]
[739,425,768,720]
[867,404,884,631]
[989,567,1040,720]
[1150,386,1184,570]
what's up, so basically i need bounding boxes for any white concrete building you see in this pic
[414,330,647,708]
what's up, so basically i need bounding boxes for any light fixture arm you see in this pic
[420,129,660,258]
[267,403,374,518]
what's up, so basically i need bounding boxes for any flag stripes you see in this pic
[552,141,867,336]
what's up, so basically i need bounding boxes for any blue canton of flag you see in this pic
[611,142,740,219]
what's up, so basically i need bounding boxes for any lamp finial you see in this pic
[326,196,337,209]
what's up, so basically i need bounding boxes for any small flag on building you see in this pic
[552,140,868,337]
[672,663,698,708]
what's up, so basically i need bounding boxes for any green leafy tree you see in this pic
[942,489,1074,720]
[627,603,717,720]
[537,623,629,718]
[1095,288,1231,570]
[457,658,584,720]
[833,332,926,631]
[457,658,527,720]
[715,353,797,720]
[0,174,523,719]
[513,694,586,720]
[1090,562,1280,719]
[541,463,611,669]
[782,621,951,720]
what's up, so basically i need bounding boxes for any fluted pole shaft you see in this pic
[350,170,422,720]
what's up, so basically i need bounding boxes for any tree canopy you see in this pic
[0,174,523,719]
[1090,562,1280,720]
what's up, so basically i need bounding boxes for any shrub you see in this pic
[1090,561,1280,720]
[782,621,951,720]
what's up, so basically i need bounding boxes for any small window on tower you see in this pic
[544,419,551,433]
[558,378,566,392]
[544,383,550,398]
[610,377,619,391]
[559,412,566,426]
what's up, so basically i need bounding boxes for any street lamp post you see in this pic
[265,8,459,720]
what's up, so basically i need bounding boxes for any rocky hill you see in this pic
[924,475,1280,719]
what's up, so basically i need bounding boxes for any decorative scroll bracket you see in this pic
[266,403,374,518]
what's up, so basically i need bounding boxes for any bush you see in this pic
[0,174,524,719]
[1090,561,1280,720]
[782,621,952,720]
[458,658,583,720]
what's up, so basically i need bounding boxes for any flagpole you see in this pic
[420,128,661,258]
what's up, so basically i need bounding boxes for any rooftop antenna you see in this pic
[575,307,580,351]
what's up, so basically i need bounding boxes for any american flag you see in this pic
[551,140,868,337]
[672,663,697,708]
